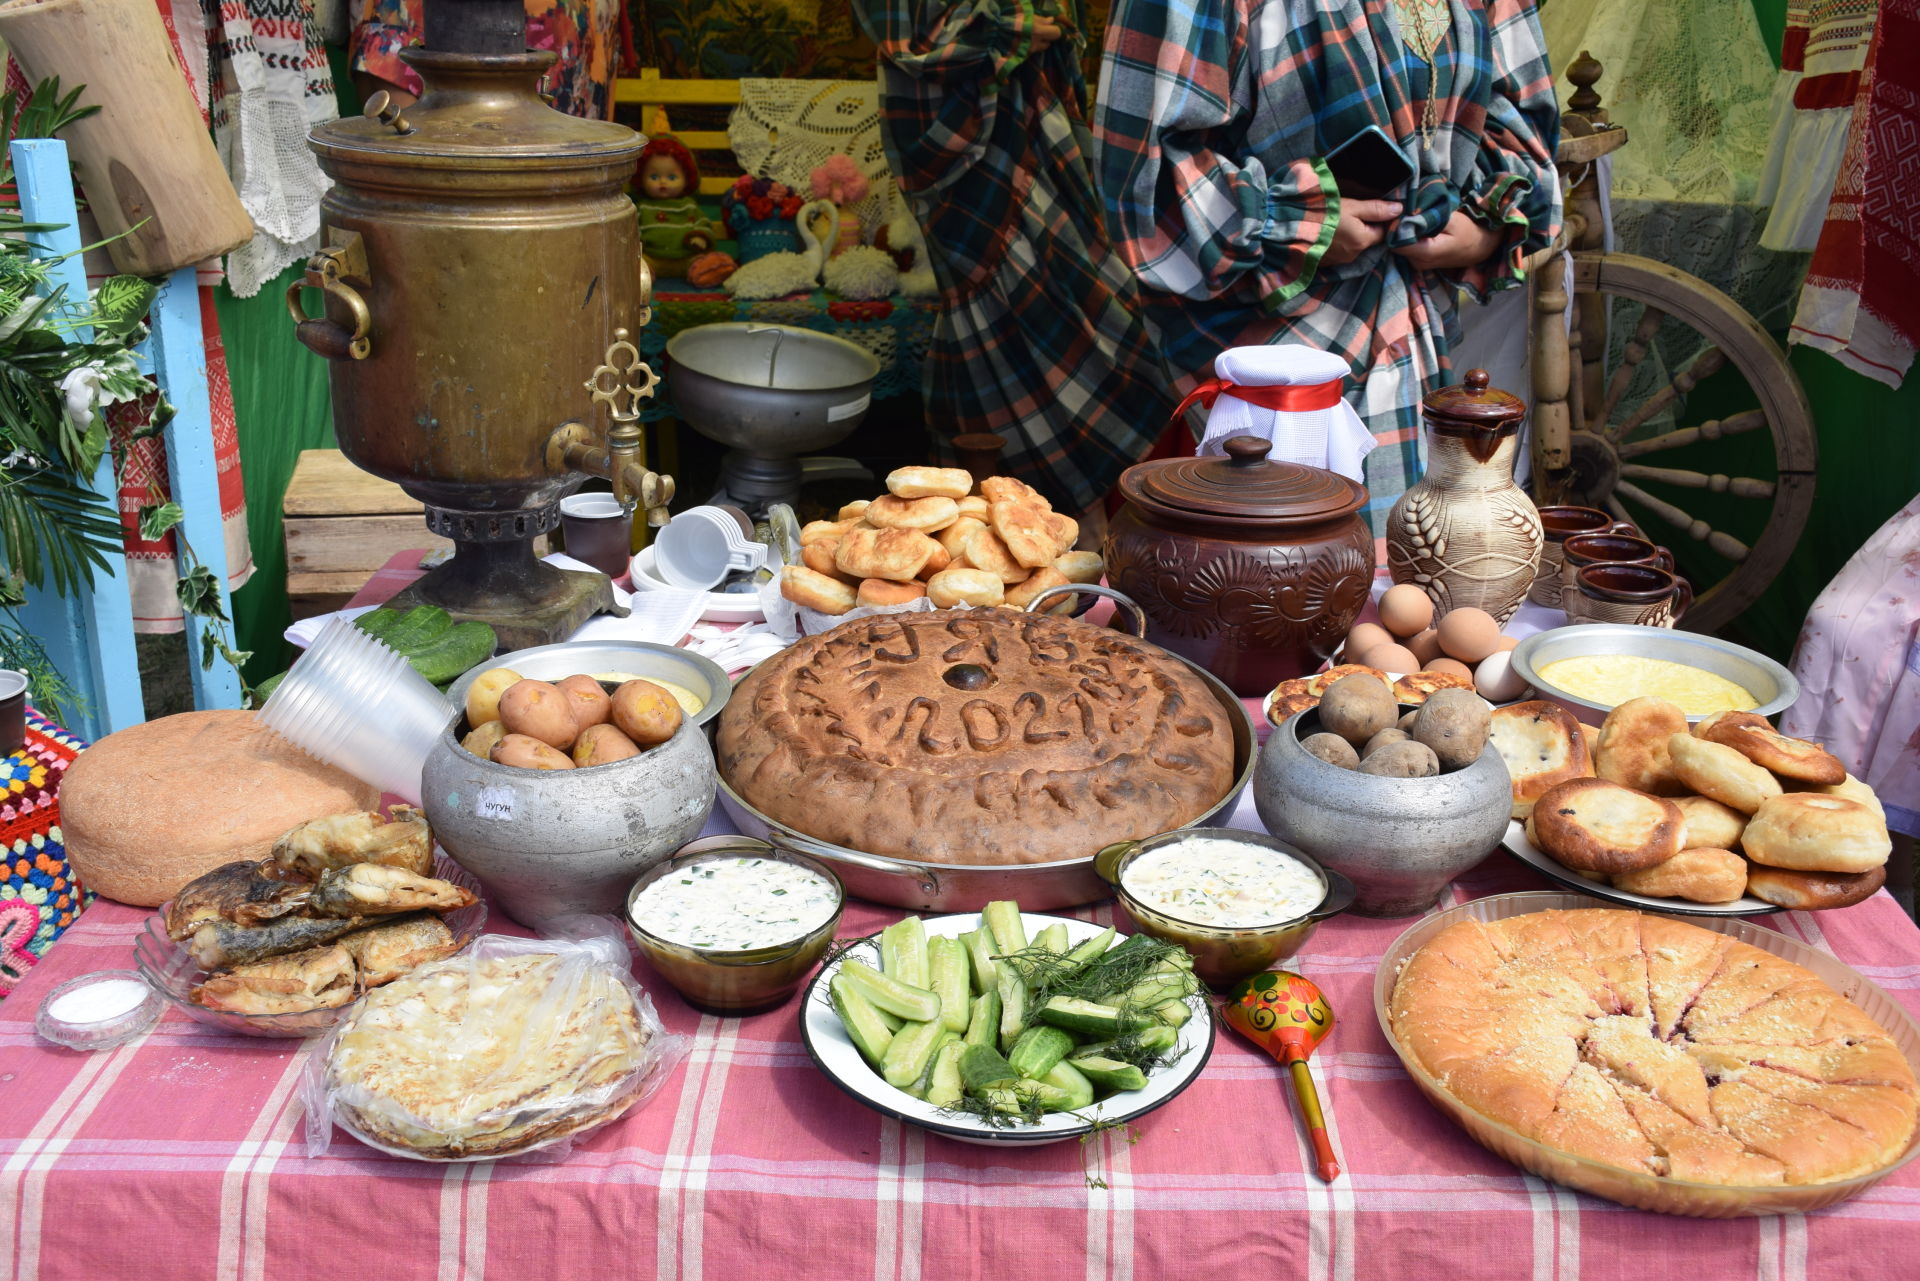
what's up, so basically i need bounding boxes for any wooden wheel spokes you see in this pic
[1618,464,1775,501]
[1613,479,1752,561]
[1595,302,1667,430]
[1615,408,1767,459]
[1603,343,1729,442]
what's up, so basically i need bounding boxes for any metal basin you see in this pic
[712,659,1258,912]
[666,323,881,456]
[1510,624,1798,725]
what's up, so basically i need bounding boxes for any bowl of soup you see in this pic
[625,836,845,1014]
[1093,829,1354,988]
[1510,625,1797,725]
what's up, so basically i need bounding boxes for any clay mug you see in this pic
[1529,506,1614,608]
[1558,531,1675,600]
[1566,562,1693,628]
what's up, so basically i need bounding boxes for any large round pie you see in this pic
[1391,909,1918,1186]
[717,610,1237,864]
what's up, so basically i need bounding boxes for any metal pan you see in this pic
[714,588,1256,912]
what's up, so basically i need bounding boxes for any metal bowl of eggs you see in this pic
[1510,625,1797,725]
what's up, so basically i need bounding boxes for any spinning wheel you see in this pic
[1527,56,1817,635]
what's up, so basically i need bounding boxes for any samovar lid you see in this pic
[310,49,639,169]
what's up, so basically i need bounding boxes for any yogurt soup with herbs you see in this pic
[630,856,839,950]
[1122,837,1324,928]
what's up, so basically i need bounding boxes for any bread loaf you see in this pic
[61,711,379,906]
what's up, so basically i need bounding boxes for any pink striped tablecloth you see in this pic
[4,780,1920,1281]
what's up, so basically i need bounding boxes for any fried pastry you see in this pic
[1391,670,1475,705]
[1594,697,1689,795]
[885,466,972,500]
[1696,711,1846,785]
[959,526,1030,584]
[989,499,1060,569]
[926,567,1005,608]
[864,494,959,532]
[1669,734,1783,814]
[1745,864,1887,911]
[1489,700,1592,819]
[834,526,940,581]
[1672,795,1747,850]
[856,577,927,608]
[1740,794,1890,873]
[781,565,858,614]
[1611,847,1748,903]
[1529,777,1686,875]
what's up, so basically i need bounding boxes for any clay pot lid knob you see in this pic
[1223,435,1272,466]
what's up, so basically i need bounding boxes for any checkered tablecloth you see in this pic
[2,778,1918,1281]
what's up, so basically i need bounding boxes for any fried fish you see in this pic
[271,806,435,880]
[336,914,459,986]
[306,863,478,919]
[166,860,313,941]
[188,913,368,969]
[191,943,358,1016]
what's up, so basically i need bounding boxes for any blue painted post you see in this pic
[146,268,242,709]
[10,138,145,740]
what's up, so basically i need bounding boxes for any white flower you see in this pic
[58,363,106,433]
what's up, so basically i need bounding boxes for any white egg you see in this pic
[1474,648,1529,702]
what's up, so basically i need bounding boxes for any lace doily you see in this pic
[728,79,904,236]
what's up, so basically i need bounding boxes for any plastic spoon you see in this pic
[1219,969,1340,1182]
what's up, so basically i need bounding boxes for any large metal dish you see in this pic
[665,324,881,455]
[1510,624,1797,725]
[715,655,1258,912]
[445,640,731,726]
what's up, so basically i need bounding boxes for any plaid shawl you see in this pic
[853,0,1176,513]
[1095,0,1561,527]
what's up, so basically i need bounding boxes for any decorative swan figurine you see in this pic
[722,198,835,300]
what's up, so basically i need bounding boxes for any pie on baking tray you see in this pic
[1390,909,1918,1187]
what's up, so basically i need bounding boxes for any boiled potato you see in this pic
[1411,688,1491,771]
[573,722,641,767]
[465,667,522,727]
[460,719,507,760]
[1358,740,1441,778]
[555,673,613,732]
[612,678,683,746]
[1363,727,1410,757]
[499,679,579,751]
[1318,674,1396,747]
[491,732,576,770]
[1302,732,1359,770]
[1397,709,1420,732]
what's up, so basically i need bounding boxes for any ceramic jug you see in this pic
[1385,370,1543,623]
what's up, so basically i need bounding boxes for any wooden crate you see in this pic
[283,449,448,619]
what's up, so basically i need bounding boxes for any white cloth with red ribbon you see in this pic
[1184,346,1375,483]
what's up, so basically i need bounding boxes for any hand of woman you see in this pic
[1321,199,1403,266]
[1392,210,1502,271]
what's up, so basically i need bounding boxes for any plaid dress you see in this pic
[853,0,1176,513]
[1095,0,1562,529]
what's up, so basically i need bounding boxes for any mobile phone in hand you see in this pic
[1324,126,1415,202]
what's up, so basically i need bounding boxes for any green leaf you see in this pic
[175,564,226,621]
[137,500,183,541]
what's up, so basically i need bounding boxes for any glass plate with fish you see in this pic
[133,854,487,1038]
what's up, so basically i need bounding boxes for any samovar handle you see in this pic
[286,231,373,361]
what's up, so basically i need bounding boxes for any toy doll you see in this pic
[633,135,720,279]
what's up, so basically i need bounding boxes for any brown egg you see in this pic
[1378,584,1435,638]
[555,674,613,732]
[1492,634,1520,652]
[497,679,580,752]
[1405,628,1443,666]
[1426,657,1475,680]
[1436,607,1501,663]
[1346,622,1393,658]
[1360,643,1420,673]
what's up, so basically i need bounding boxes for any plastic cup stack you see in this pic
[256,618,454,805]
[653,505,767,590]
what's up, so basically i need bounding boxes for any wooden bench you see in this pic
[612,69,744,196]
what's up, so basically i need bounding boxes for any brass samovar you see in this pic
[287,0,672,648]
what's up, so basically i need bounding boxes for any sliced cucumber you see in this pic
[958,1043,1020,1093]
[1036,996,1153,1038]
[837,958,940,1024]
[964,989,1002,1048]
[830,972,894,1069]
[996,966,1027,1051]
[925,1040,967,1109]
[959,929,998,992]
[1052,926,1117,981]
[1040,1059,1096,1111]
[880,917,929,990]
[912,1028,961,1097]
[1065,1055,1148,1094]
[982,901,1026,957]
[1152,997,1193,1028]
[927,935,971,1033]
[881,1019,948,1090]
[1006,1025,1075,1081]
[1032,922,1070,955]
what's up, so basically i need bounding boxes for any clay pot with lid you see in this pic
[1385,370,1544,624]
[1104,435,1375,696]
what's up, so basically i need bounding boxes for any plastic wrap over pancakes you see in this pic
[717,611,1236,864]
